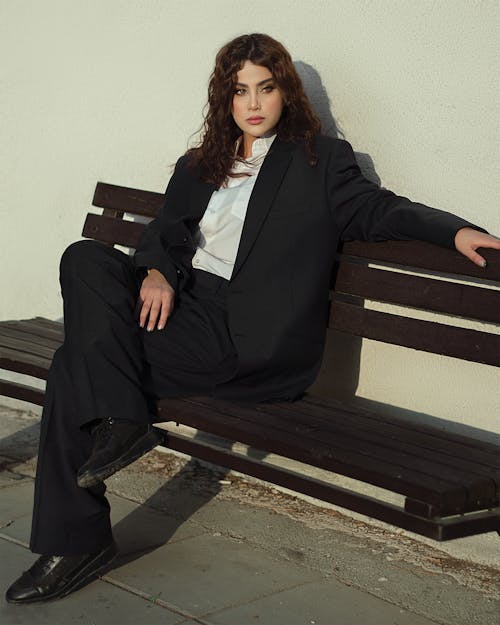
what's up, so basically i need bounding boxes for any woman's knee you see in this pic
[59,240,108,278]
[59,240,138,302]
[60,240,134,283]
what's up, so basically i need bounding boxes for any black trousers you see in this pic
[29,240,238,555]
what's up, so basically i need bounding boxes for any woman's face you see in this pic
[232,60,284,154]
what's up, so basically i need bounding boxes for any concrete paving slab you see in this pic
[108,531,322,618]
[0,514,31,544]
[0,481,34,527]
[0,538,184,625]
[109,492,207,550]
[107,492,210,573]
[0,477,208,551]
[0,476,33,541]
[206,578,438,625]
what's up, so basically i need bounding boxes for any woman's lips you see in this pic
[246,116,264,125]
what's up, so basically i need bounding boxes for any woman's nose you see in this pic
[248,94,261,110]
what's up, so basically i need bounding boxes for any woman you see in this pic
[6,33,499,604]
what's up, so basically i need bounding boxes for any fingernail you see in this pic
[147,326,153,332]
[481,260,487,268]
[158,325,164,330]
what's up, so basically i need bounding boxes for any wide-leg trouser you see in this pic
[29,240,238,555]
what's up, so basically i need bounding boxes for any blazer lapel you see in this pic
[232,139,294,278]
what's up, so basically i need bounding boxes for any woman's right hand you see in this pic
[137,269,175,331]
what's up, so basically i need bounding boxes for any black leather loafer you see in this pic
[77,417,166,488]
[5,541,118,604]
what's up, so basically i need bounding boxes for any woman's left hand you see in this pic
[454,228,500,267]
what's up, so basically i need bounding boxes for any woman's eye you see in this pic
[234,85,274,96]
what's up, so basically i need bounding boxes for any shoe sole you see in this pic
[5,543,118,604]
[77,428,165,489]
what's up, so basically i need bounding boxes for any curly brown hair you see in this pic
[188,33,322,187]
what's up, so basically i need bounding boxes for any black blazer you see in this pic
[135,135,476,401]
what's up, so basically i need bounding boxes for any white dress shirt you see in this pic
[191,133,276,279]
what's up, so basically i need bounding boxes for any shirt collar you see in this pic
[234,132,277,161]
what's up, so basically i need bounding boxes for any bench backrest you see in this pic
[84,182,500,367]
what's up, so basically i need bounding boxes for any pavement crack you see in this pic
[198,579,314,621]
[99,574,209,623]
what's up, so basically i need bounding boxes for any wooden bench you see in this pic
[1,182,499,541]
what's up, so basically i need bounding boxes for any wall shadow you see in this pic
[294,60,380,186]
[294,61,341,139]
[294,60,365,407]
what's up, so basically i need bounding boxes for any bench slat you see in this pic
[214,394,499,470]
[257,399,500,507]
[82,213,145,248]
[258,399,500,475]
[0,379,45,406]
[330,301,500,366]
[335,262,500,324]
[162,429,500,540]
[342,240,500,281]
[177,396,498,511]
[2,317,64,339]
[157,397,470,513]
[0,319,63,379]
[0,326,63,350]
[304,394,500,459]
[27,316,64,331]
[93,182,163,218]
[0,345,52,379]
[0,334,59,361]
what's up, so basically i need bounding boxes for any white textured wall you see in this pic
[2,2,499,424]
